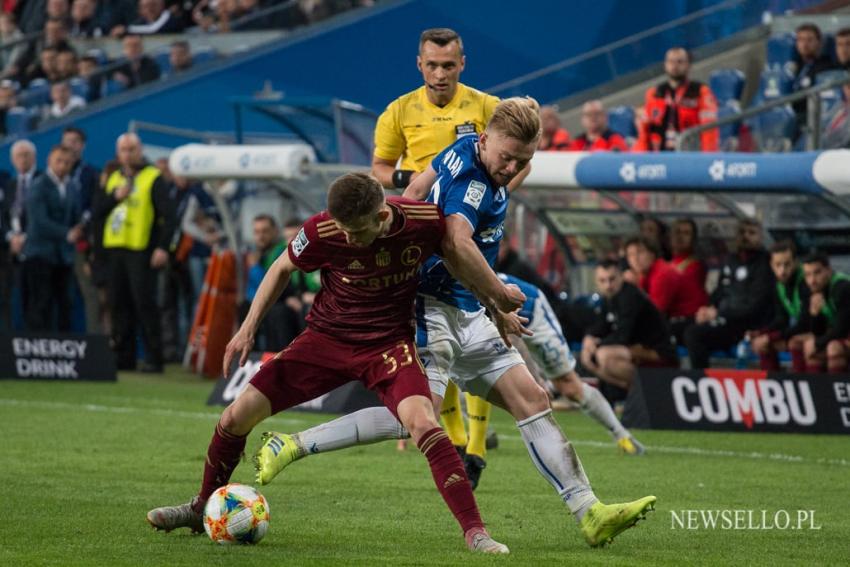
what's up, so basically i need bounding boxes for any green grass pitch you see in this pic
[1,367,847,566]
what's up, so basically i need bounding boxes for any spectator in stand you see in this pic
[4,140,39,325]
[568,100,629,151]
[177,173,222,299]
[78,54,101,101]
[23,45,60,84]
[683,218,774,369]
[45,80,86,119]
[0,80,17,136]
[55,45,79,80]
[537,105,571,151]
[495,239,558,304]
[63,126,102,334]
[639,215,671,259]
[94,132,176,373]
[14,0,48,34]
[169,39,192,74]
[242,214,304,350]
[800,253,850,374]
[749,241,808,372]
[128,0,183,34]
[113,34,160,89]
[47,0,72,25]
[624,235,701,343]
[669,217,708,334]
[635,47,718,152]
[70,0,106,37]
[821,81,850,149]
[790,23,836,130]
[581,259,676,398]
[0,13,27,79]
[21,145,81,332]
[836,28,850,71]
[106,0,140,37]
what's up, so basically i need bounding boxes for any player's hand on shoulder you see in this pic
[223,327,255,377]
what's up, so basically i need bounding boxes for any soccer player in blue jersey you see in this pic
[256,98,656,548]
[497,272,645,455]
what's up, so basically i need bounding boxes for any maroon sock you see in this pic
[790,349,805,373]
[417,427,484,534]
[758,352,780,371]
[194,422,247,512]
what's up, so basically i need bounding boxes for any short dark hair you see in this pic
[802,251,830,268]
[667,46,692,63]
[597,258,621,271]
[770,240,796,258]
[837,27,850,39]
[327,173,384,225]
[63,126,86,142]
[796,23,822,41]
[253,214,277,228]
[739,217,762,230]
[624,235,660,258]
[50,144,71,155]
[419,28,464,55]
[675,217,698,239]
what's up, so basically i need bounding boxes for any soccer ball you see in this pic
[203,483,270,544]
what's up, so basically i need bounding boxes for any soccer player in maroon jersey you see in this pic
[146,172,522,554]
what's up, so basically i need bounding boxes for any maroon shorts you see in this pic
[249,328,431,418]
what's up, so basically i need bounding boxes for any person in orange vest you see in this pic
[635,47,718,152]
[537,105,571,150]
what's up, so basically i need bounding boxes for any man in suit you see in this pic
[3,140,39,330]
[22,145,82,332]
[112,34,160,89]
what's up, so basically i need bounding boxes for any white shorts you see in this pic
[523,294,576,380]
[415,295,525,399]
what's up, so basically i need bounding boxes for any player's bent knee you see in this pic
[397,395,439,441]
[219,385,271,436]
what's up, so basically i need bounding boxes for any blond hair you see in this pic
[485,96,541,145]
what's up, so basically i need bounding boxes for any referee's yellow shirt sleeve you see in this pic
[373,100,405,162]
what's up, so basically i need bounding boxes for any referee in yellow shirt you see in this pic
[372,28,506,489]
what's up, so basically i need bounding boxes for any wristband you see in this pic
[392,169,414,189]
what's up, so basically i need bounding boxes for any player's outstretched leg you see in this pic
[555,374,645,455]
[147,385,271,533]
[398,395,508,554]
[255,406,408,485]
[491,366,655,547]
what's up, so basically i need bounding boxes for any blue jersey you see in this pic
[418,136,509,312]
[498,273,540,322]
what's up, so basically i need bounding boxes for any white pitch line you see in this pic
[0,398,307,427]
[497,434,850,468]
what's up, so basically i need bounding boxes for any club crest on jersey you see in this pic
[375,247,391,267]
[291,228,309,257]
[401,245,423,266]
[463,180,486,209]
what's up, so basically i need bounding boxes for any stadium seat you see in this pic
[193,47,218,65]
[21,78,50,108]
[747,104,796,152]
[87,48,109,65]
[815,70,849,114]
[102,79,126,97]
[717,100,742,151]
[6,106,34,137]
[69,77,89,101]
[754,69,792,103]
[155,51,171,76]
[606,105,637,142]
[709,69,745,104]
[766,33,795,72]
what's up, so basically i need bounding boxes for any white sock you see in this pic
[517,409,598,521]
[295,407,408,456]
[578,382,628,440]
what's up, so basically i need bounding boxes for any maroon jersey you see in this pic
[287,196,444,344]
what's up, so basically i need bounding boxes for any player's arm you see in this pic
[223,250,298,375]
[402,165,437,200]
[441,214,524,313]
[372,156,418,189]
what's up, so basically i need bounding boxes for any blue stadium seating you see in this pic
[766,33,796,71]
[747,104,796,152]
[193,47,218,65]
[102,79,126,97]
[155,51,171,76]
[69,77,89,101]
[21,78,51,108]
[6,107,34,137]
[754,68,793,103]
[709,68,745,103]
[717,99,742,151]
[606,105,637,141]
